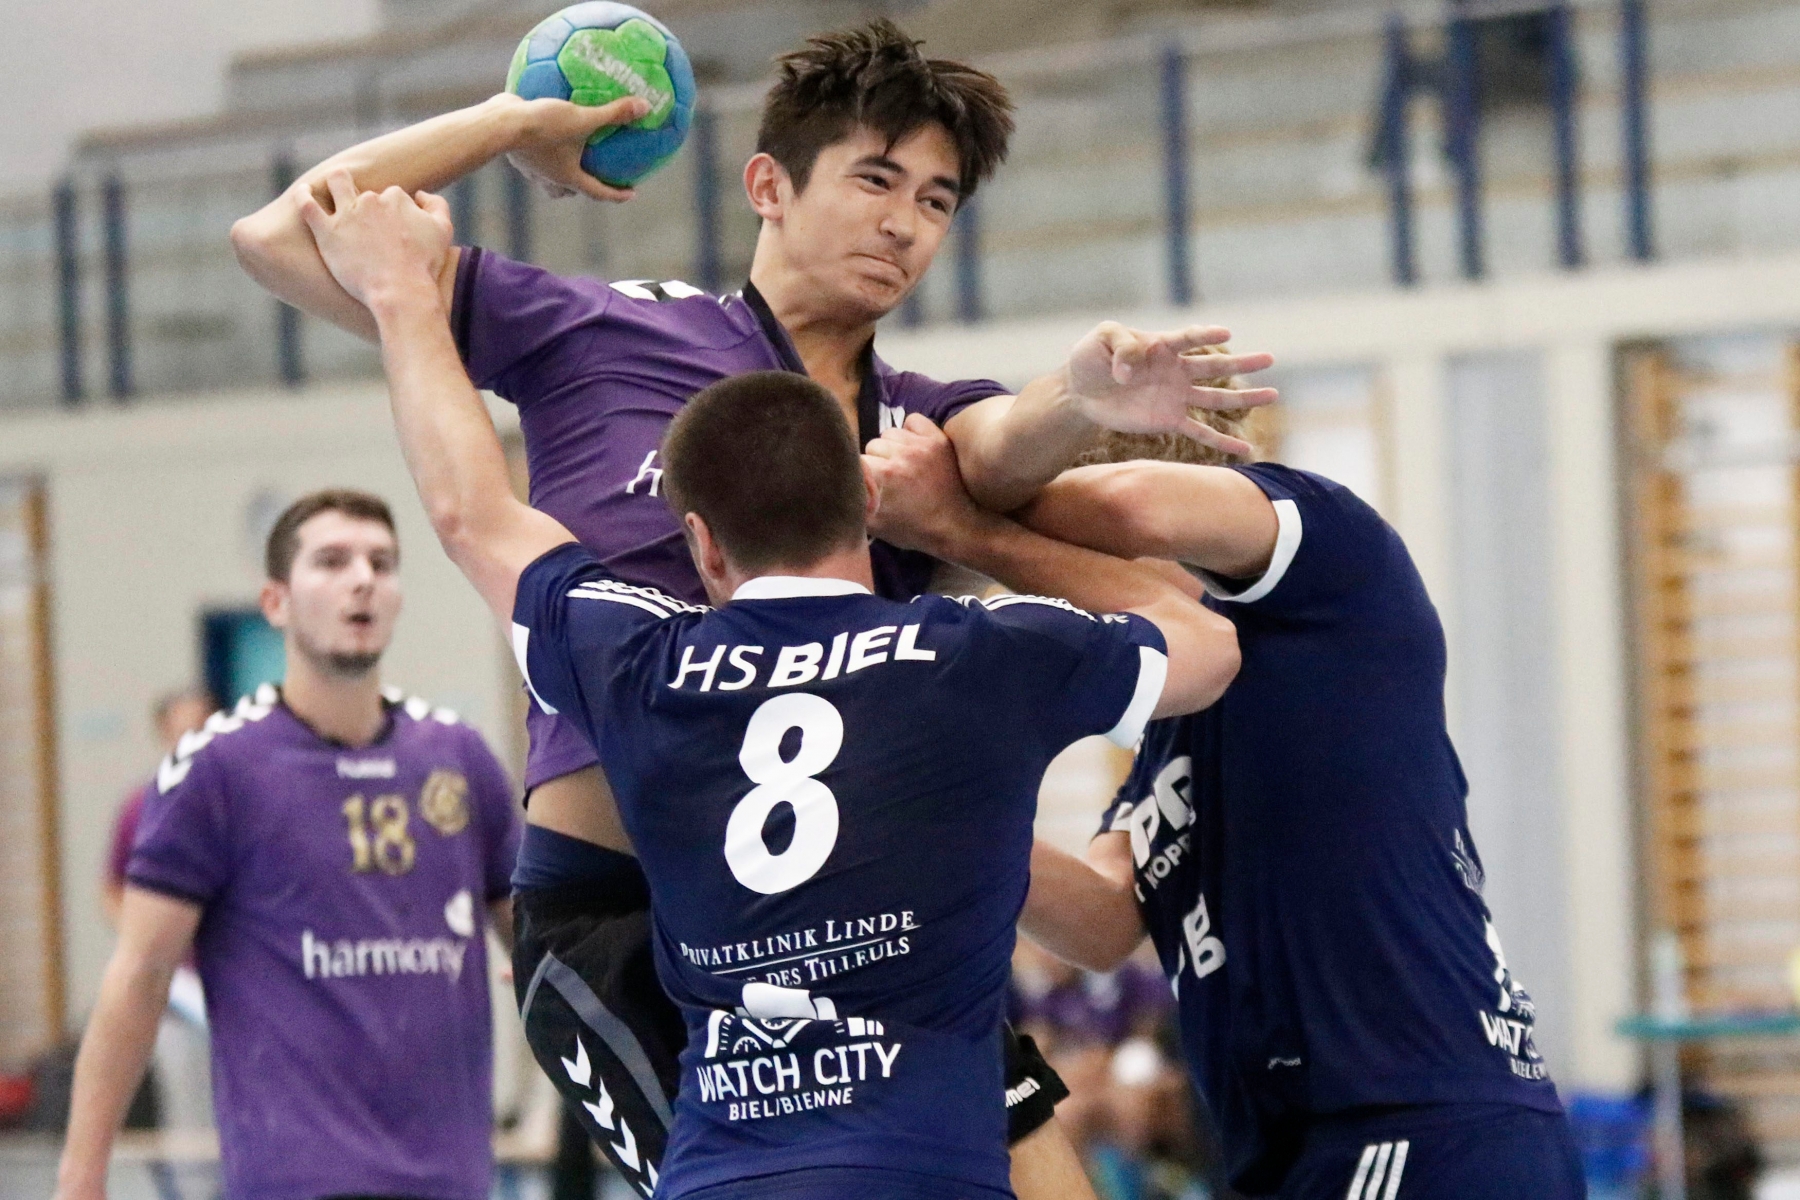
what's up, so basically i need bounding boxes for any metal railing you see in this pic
[1,0,1775,412]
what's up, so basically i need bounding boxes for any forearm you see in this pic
[1022,462,1277,579]
[57,956,177,1194]
[950,370,1099,514]
[231,95,525,337]
[938,511,1238,713]
[937,508,1179,618]
[366,279,563,615]
[1020,840,1143,972]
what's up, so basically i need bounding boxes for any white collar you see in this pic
[732,576,871,601]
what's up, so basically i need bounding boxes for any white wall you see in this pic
[1,0,377,193]
[0,384,515,1014]
[878,249,1800,1090]
[20,250,1800,1083]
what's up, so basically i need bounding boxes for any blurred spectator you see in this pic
[1012,941,1232,1200]
[103,688,214,1134]
[102,690,213,925]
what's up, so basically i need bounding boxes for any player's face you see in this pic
[264,512,402,677]
[777,123,961,321]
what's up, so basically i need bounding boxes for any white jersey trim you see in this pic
[733,576,871,601]
[1193,497,1302,605]
[511,623,559,715]
[1105,645,1168,748]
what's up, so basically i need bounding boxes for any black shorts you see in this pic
[514,875,1067,1192]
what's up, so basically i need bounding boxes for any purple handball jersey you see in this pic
[451,249,1008,788]
[127,684,522,1200]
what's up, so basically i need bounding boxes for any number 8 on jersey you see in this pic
[725,693,844,894]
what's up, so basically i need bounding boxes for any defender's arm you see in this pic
[231,94,646,341]
[1021,461,1280,581]
[1020,836,1144,972]
[56,889,202,1200]
[868,417,1238,716]
[943,323,1275,513]
[299,172,571,621]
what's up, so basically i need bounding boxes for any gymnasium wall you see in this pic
[13,248,1800,1097]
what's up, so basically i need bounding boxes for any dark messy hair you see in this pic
[661,372,866,573]
[757,19,1015,201]
[264,489,397,582]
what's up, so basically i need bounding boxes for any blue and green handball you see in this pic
[505,2,696,188]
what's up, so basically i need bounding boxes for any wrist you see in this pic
[364,273,447,327]
[923,506,1010,569]
[482,92,533,150]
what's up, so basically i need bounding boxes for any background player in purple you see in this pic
[56,491,523,1200]
[292,166,1243,1195]
[231,18,1274,1191]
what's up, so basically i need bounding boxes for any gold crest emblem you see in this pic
[420,769,470,836]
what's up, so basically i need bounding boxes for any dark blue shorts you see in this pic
[1276,1103,1585,1200]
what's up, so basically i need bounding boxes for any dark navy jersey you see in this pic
[1098,464,1560,1194]
[514,543,1167,1198]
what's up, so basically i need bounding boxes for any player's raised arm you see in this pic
[297,170,573,621]
[867,416,1238,716]
[943,323,1277,513]
[1021,461,1281,581]
[230,95,648,341]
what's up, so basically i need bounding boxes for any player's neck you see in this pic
[748,260,875,395]
[281,655,387,748]
[724,545,876,601]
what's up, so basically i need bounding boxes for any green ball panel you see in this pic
[505,36,530,93]
[556,20,676,130]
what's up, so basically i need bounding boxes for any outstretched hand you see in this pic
[1065,322,1277,458]
[297,170,453,309]
[506,95,650,201]
[863,414,986,559]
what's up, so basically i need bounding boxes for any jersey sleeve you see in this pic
[511,541,702,725]
[1188,464,1388,620]
[450,247,618,409]
[126,748,232,907]
[462,729,523,902]
[888,370,1009,428]
[972,596,1169,754]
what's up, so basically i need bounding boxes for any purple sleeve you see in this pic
[889,370,1008,428]
[450,247,617,409]
[127,751,231,906]
[462,729,522,901]
[105,785,150,887]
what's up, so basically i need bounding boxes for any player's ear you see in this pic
[685,512,729,582]
[862,469,880,526]
[743,153,788,222]
[259,579,290,631]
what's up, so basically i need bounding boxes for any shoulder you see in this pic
[563,573,711,623]
[604,279,760,351]
[382,684,467,731]
[876,361,1008,422]
[153,684,283,795]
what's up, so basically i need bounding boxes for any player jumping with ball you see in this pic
[232,19,1275,1194]
[297,158,1246,1197]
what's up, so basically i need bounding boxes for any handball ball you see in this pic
[506,2,696,188]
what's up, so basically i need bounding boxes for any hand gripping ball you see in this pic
[505,2,696,188]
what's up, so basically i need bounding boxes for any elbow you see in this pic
[228,211,274,277]
[424,495,478,561]
[1158,619,1240,716]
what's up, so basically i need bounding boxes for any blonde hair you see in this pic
[1072,343,1268,468]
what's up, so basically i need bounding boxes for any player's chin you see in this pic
[840,270,909,320]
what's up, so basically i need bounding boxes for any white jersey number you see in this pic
[724,693,843,894]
